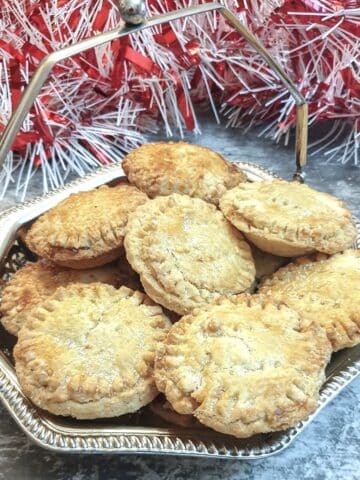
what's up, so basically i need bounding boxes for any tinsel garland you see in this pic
[0,0,359,198]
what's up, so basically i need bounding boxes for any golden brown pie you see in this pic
[220,180,356,256]
[14,283,171,419]
[122,141,246,205]
[259,249,360,351]
[155,294,331,438]
[24,184,148,269]
[0,260,122,336]
[124,194,255,315]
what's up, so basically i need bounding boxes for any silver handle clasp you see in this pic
[116,0,147,25]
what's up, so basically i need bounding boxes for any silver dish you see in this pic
[0,161,359,458]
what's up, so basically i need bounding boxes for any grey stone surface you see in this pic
[0,115,359,479]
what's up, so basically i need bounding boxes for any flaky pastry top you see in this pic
[14,283,171,418]
[122,141,246,205]
[220,180,356,254]
[124,194,255,315]
[155,295,331,437]
[25,184,148,263]
[0,260,122,336]
[259,249,360,351]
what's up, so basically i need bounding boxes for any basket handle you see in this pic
[0,2,308,181]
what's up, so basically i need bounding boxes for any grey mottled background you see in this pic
[0,114,359,479]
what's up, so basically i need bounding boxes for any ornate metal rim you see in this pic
[0,161,359,458]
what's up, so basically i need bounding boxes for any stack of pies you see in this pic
[0,141,358,439]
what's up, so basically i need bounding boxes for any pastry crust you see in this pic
[14,283,171,419]
[150,396,200,428]
[117,252,142,291]
[220,180,356,256]
[122,141,246,205]
[250,243,289,281]
[124,194,255,315]
[0,260,122,336]
[155,295,331,438]
[24,184,148,269]
[17,224,31,244]
[259,249,360,352]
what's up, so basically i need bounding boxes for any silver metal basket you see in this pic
[0,161,359,458]
[0,1,358,459]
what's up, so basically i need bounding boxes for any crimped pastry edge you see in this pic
[219,180,357,257]
[122,141,247,205]
[14,283,171,419]
[154,294,331,437]
[124,193,255,315]
[258,249,360,352]
[25,185,148,269]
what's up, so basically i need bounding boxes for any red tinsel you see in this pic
[0,0,359,198]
